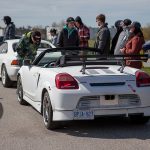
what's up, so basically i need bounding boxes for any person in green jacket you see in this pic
[15,31,41,63]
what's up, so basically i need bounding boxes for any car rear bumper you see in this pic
[53,106,150,121]
[7,66,20,81]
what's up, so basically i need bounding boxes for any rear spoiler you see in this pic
[58,54,149,74]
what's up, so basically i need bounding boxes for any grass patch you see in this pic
[142,67,150,75]
[88,40,95,48]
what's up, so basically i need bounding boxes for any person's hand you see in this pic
[120,48,125,54]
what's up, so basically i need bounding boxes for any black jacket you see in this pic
[57,27,79,47]
[3,22,15,41]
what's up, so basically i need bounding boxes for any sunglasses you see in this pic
[33,36,41,41]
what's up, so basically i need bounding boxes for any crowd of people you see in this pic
[1,14,148,69]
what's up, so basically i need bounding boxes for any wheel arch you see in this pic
[0,63,5,76]
[41,88,48,114]
[40,82,54,114]
[1,63,5,71]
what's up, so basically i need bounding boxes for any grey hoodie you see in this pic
[114,26,130,55]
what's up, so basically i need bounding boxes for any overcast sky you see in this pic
[0,0,149,28]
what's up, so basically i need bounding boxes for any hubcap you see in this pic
[17,80,22,101]
[43,96,50,124]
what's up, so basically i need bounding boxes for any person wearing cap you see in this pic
[50,28,58,47]
[15,31,41,63]
[114,18,132,55]
[120,21,145,69]
[110,20,123,54]
[2,16,16,41]
[94,14,110,55]
[57,17,79,48]
[75,16,90,47]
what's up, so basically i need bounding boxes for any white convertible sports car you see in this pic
[17,47,150,130]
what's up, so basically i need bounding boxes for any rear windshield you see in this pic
[38,42,52,48]
[12,43,18,52]
[12,41,52,52]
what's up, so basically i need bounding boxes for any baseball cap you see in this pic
[66,17,75,23]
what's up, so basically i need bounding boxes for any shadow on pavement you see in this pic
[54,117,150,140]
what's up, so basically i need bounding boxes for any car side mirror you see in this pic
[23,59,32,66]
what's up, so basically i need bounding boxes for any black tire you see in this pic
[17,76,27,105]
[129,115,150,124]
[42,91,59,130]
[1,65,12,87]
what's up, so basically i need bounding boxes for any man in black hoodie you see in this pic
[57,17,79,48]
[3,16,15,41]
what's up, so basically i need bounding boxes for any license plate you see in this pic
[73,109,94,120]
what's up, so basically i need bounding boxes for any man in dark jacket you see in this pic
[3,16,15,41]
[94,14,110,55]
[57,17,79,48]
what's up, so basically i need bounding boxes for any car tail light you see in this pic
[11,59,20,65]
[55,73,79,89]
[136,71,150,87]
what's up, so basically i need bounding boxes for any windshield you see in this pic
[36,51,62,67]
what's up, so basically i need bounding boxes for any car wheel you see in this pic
[129,115,150,124]
[17,76,27,105]
[42,91,59,130]
[1,65,12,87]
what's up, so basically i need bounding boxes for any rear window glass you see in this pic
[12,43,18,52]
[13,41,52,51]
[38,43,52,48]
